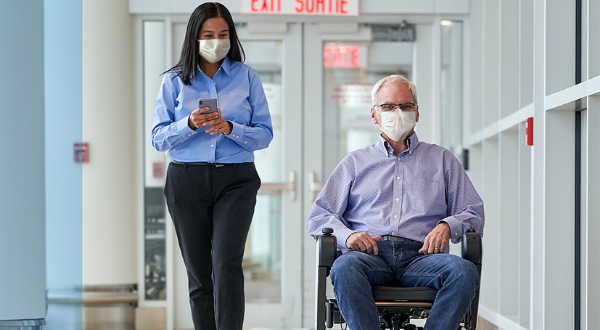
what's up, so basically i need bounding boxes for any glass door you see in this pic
[302,22,422,197]
[236,22,304,327]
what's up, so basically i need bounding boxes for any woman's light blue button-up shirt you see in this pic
[152,56,273,163]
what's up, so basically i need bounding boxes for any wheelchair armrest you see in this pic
[317,228,338,270]
[461,231,482,267]
[461,232,482,330]
[315,228,338,330]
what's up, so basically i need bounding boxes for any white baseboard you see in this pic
[478,305,528,330]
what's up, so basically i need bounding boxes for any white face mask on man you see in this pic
[377,109,417,142]
[198,39,230,64]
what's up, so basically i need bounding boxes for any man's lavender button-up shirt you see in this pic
[307,132,484,252]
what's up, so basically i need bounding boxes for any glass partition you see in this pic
[439,20,464,162]
[579,109,587,328]
[143,20,167,301]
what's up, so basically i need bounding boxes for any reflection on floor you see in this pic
[476,316,499,330]
[46,303,493,330]
[45,304,82,330]
[245,280,281,303]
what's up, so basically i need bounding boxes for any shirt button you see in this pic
[211,144,214,148]
[394,215,398,218]
[396,176,400,180]
[245,141,247,144]
[188,134,191,136]
[395,198,399,202]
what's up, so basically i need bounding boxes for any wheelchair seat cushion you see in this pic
[372,286,438,302]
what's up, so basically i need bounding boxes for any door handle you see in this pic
[309,171,325,201]
[259,170,297,202]
[286,170,297,202]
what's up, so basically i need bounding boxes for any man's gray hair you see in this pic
[371,75,418,106]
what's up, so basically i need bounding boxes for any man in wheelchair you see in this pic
[306,75,484,330]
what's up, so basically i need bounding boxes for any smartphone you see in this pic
[198,98,218,113]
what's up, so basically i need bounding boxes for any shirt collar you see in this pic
[196,56,232,78]
[375,131,420,157]
[220,56,231,76]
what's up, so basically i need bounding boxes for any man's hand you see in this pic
[419,222,451,254]
[346,232,382,255]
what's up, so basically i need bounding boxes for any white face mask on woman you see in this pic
[378,109,417,142]
[198,39,230,64]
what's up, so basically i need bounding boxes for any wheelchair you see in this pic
[315,228,482,330]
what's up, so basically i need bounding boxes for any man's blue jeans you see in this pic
[330,239,479,330]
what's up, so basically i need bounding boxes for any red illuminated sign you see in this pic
[242,0,358,16]
[250,0,281,13]
[323,46,364,68]
[294,0,349,14]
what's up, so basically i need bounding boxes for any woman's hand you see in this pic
[188,107,233,135]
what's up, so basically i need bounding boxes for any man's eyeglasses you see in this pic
[375,102,418,112]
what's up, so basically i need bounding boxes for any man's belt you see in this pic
[381,235,405,242]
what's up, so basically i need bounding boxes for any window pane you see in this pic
[440,20,464,162]
[143,20,167,301]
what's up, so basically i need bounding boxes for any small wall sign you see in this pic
[74,143,89,163]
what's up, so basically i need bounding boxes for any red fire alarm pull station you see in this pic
[74,143,89,163]
[526,117,534,146]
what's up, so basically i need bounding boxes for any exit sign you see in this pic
[323,45,367,68]
[241,0,359,16]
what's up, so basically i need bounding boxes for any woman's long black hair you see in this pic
[164,2,245,85]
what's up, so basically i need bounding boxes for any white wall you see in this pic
[82,0,137,285]
[468,0,600,329]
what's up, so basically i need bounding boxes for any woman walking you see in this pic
[151,3,273,329]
